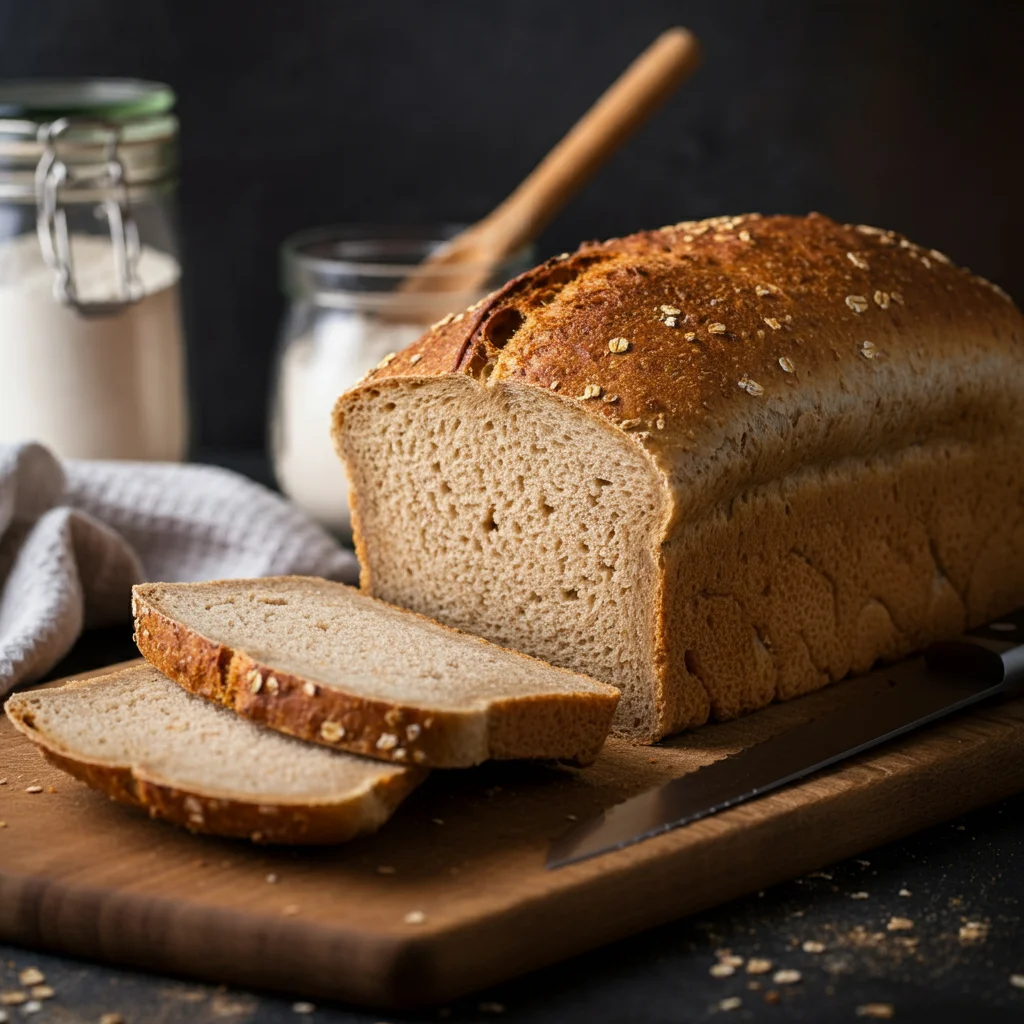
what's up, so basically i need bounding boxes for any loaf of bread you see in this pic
[333,213,1024,742]
[133,576,619,766]
[4,666,424,843]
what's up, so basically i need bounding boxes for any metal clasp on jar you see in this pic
[34,117,143,316]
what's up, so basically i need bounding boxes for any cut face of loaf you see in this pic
[339,377,670,739]
[132,577,619,767]
[4,666,423,844]
[334,213,1024,742]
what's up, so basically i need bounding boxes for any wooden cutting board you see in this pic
[3,658,1024,1011]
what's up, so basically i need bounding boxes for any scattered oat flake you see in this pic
[718,954,745,968]
[959,921,989,943]
[602,393,620,404]
[1010,974,1024,989]
[660,305,681,316]
[764,317,781,330]
[888,917,914,931]
[409,353,423,365]
[579,384,602,400]
[608,337,630,353]
[856,1005,894,1019]
[847,251,870,270]
[320,720,345,743]
[719,996,742,1011]
[710,963,736,978]
[708,322,727,334]
[0,992,26,1006]
[802,941,826,954]
[24,786,42,794]
[746,958,773,974]
[755,284,773,296]
[860,340,879,359]
[778,356,795,373]
[549,380,560,390]
[250,671,263,694]
[738,376,764,397]
[29,987,53,1001]
[891,291,904,304]
[873,290,890,309]
[266,873,278,884]
[899,888,912,897]
[846,294,869,314]
[376,733,399,751]
[292,1002,316,1014]
[684,331,697,341]
[16,971,43,988]
[404,910,426,924]
[851,891,870,899]
[664,316,678,327]
[738,230,752,243]
[773,969,802,985]
[21,1003,42,1016]
[478,1003,505,1014]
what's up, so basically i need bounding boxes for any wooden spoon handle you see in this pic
[479,27,701,255]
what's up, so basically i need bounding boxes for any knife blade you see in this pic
[547,610,1024,869]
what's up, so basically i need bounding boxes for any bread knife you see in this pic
[547,611,1024,869]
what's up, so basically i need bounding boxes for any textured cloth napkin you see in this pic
[0,443,357,696]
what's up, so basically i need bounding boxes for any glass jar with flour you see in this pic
[271,226,531,538]
[0,79,187,461]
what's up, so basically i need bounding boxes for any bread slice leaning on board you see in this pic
[132,576,620,768]
[333,212,1024,743]
[4,665,424,844]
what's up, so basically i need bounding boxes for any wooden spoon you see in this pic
[400,27,702,300]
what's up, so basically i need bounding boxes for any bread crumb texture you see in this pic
[334,213,1024,741]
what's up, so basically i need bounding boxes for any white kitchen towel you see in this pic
[0,443,357,696]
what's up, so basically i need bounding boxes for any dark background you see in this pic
[1,0,1021,455]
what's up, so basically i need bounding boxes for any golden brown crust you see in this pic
[4,683,423,845]
[132,581,619,768]
[343,212,1022,515]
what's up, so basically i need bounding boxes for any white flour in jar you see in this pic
[273,312,422,535]
[0,232,186,461]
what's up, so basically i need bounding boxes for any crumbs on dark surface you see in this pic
[2,795,1024,1023]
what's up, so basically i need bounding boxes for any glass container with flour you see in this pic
[0,79,186,460]
[271,226,531,537]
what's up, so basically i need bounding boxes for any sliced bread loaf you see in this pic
[332,212,1024,742]
[132,576,620,768]
[4,665,424,844]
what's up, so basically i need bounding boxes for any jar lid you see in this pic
[0,78,175,121]
[0,77,178,201]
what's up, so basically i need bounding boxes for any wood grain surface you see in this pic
[2,659,1024,1010]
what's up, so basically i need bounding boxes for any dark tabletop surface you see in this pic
[4,453,1024,1023]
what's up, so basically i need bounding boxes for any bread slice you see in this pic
[132,577,620,768]
[4,665,424,844]
[333,212,1024,742]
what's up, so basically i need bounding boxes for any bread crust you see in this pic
[334,213,1024,741]
[132,580,619,768]
[4,678,424,845]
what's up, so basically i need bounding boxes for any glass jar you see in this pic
[271,225,532,538]
[0,79,187,461]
